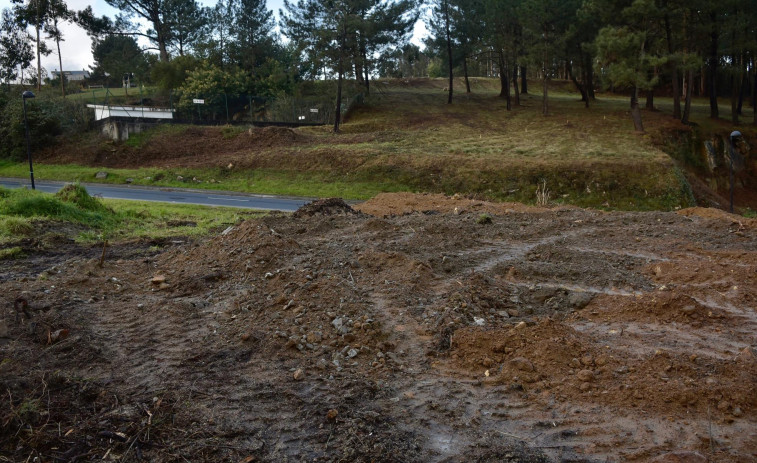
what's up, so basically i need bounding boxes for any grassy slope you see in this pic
[5,78,753,210]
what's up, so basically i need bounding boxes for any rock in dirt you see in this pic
[735,346,757,364]
[326,409,338,420]
[49,328,69,343]
[568,292,594,310]
[510,357,535,372]
[650,451,707,463]
[95,171,108,179]
[293,198,358,218]
[151,274,167,285]
[293,368,305,380]
[576,369,594,382]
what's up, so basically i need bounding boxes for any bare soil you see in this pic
[1,193,756,462]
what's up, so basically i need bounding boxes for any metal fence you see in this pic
[77,87,363,126]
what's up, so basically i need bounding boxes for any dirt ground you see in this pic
[1,193,756,462]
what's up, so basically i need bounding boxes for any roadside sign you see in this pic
[310,108,318,113]
[193,99,205,104]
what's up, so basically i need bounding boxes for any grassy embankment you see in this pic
[2,78,753,210]
[0,184,259,259]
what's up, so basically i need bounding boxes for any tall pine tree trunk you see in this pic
[585,58,595,100]
[497,52,511,110]
[708,11,719,119]
[631,87,644,132]
[683,69,693,124]
[753,64,757,125]
[664,14,680,119]
[56,33,65,97]
[737,65,746,115]
[566,59,588,107]
[35,23,41,91]
[512,61,520,106]
[541,27,548,116]
[731,71,739,124]
[334,52,344,133]
[445,0,453,104]
[362,45,370,95]
[520,65,528,94]
[463,56,471,94]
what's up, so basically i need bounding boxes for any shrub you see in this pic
[0,91,62,161]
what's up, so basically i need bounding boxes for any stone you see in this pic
[473,317,485,326]
[176,175,184,181]
[347,348,358,358]
[735,346,757,364]
[732,406,743,417]
[151,274,166,285]
[293,368,304,380]
[579,382,592,392]
[531,287,556,303]
[580,355,594,366]
[332,317,350,335]
[49,329,69,343]
[576,369,594,382]
[125,178,134,184]
[681,305,697,315]
[326,409,338,420]
[650,451,707,463]
[568,292,594,310]
[95,171,108,180]
[306,332,322,343]
[510,357,535,372]
[507,309,520,317]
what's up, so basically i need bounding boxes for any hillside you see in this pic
[31,77,756,211]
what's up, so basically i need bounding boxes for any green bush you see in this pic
[54,183,110,212]
[0,91,62,161]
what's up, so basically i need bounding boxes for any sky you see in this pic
[0,0,428,78]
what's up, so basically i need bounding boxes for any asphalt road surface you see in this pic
[0,178,311,212]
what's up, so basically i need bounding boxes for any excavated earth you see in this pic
[1,193,756,462]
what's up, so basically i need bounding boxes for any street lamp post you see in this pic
[22,90,36,190]
[729,130,741,214]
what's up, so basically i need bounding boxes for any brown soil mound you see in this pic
[355,192,549,217]
[293,197,359,218]
[1,194,756,462]
[678,207,757,230]
[247,126,304,147]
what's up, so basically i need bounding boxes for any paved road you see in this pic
[0,178,311,212]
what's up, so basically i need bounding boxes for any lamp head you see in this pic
[22,91,35,99]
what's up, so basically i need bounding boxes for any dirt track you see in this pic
[1,193,756,462]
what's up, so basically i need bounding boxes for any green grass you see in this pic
[0,185,264,243]
[0,246,24,260]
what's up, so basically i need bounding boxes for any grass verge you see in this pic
[0,184,264,244]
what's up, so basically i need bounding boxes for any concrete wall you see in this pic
[99,118,160,141]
